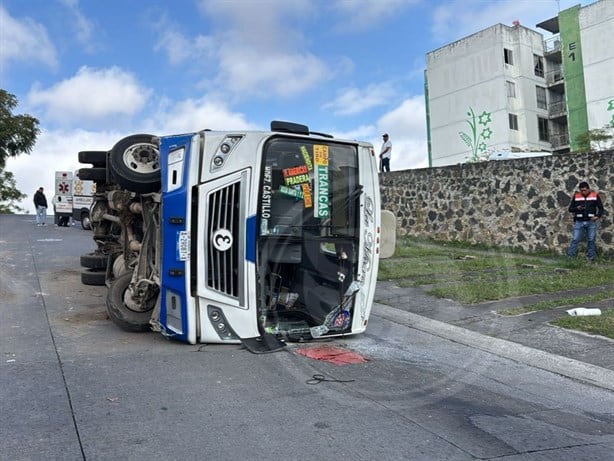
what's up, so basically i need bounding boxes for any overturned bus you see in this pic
[77,121,383,351]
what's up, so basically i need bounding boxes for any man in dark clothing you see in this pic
[379,133,392,173]
[33,187,48,226]
[566,181,604,261]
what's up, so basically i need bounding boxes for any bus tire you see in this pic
[81,268,106,286]
[112,254,128,278]
[80,252,108,269]
[106,271,153,332]
[78,150,107,167]
[78,167,106,182]
[109,134,161,193]
[81,212,91,230]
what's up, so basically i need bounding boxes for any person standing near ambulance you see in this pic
[566,181,604,261]
[33,187,48,226]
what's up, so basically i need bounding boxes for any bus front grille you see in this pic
[207,181,240,298]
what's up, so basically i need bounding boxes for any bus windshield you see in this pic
[257,137,362,340]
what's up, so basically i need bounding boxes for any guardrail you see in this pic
[543,35,561,54]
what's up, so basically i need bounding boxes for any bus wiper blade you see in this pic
[348,185,363,202]
[338,185,363,212]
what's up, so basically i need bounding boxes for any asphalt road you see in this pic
[1,214,613,461]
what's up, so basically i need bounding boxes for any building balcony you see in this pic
[546,68,564,85]
[543,35,562,54]
[549,100,567,118]
[551,133,569,149]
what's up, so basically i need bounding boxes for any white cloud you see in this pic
[0,6,58,71]
[323,83,397,116]
[143,96,258,134]
[378,96,429,171]
[153,14,216,65]
[332,124,379,142]
[59,0,97,51]
[27,66,152,127]
[191,0,330,99]
[331,0,418,31]
[215,48,330,99]
[197,0,313,45]
[155,29,204,65]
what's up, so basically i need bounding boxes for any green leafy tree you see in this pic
[0,170,26,213]
[575,125,614,152]
[0,89,40,213]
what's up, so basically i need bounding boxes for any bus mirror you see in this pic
[380,210,396,259]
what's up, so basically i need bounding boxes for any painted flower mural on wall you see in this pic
[459,108,493,162]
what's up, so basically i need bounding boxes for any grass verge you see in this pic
[378,237,614,337]
[499,291,614,315]
[551,309,614,340]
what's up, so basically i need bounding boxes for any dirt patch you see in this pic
[61,306,108,324]
[48,269,81,281]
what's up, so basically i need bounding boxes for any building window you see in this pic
[506,81,516,98]
[534,54,544,77]
[504,48,514,65]
[509,113,519,130]
[536,86,547,110]
[538,117,549,141]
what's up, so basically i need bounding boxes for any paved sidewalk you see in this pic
[374,281,614,372]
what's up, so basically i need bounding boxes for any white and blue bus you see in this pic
[78,121,382,350]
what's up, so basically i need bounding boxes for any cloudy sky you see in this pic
[1,0,596,213]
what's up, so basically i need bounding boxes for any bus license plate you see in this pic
[177,231,190,261]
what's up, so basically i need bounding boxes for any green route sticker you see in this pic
[313,145,329,218]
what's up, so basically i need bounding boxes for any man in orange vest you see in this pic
[566,181,604,261]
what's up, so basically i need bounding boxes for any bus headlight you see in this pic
[208,305,238,341]
[210,135,243,172]
[166,147,185,192]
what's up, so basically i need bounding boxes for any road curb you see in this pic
[374,303,614,392]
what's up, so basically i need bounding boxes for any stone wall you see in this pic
[380,150,613,257]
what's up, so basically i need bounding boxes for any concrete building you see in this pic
[425,0,614,167]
